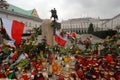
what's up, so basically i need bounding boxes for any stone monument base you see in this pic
[41,19,54,46]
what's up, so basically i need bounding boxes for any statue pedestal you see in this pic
[41,19,54,46]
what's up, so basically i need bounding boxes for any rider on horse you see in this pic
[50,8,58,21]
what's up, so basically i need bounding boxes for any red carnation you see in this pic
[106,54,114,63]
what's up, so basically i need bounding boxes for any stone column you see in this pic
[41,19,54,46]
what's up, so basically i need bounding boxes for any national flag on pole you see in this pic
[2,18,25,46]
[54,29,67,47]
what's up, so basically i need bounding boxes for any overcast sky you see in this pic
[7,0,120,22]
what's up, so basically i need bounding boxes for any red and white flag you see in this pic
[66,32,76,39]
[54,29,67,47]
[66,32,71,37]
[2,18,24,46]
[70,32,76,39]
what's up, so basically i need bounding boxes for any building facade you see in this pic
[102,14,120,32]
[0,1,42,35]
[61,17,110,34]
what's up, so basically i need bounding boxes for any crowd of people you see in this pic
[0,32,120,80]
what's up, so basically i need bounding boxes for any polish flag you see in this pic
[70,32,76,39]
[66,32,71,37]
[2,18,24,46]
[54,29,67,47]
[66,32,76,39]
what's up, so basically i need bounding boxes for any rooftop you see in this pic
[7,4,40,18]
[0,8,42,22]
[8,4,33,17]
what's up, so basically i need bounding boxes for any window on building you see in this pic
[35,24,37,27]
[105,25,106,27]
[12,9,14,12]
[29,22,31,27]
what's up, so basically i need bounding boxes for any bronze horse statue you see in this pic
[50,8,58,21]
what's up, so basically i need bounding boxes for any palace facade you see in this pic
[0,0,42,35]
[61,14,120,33]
